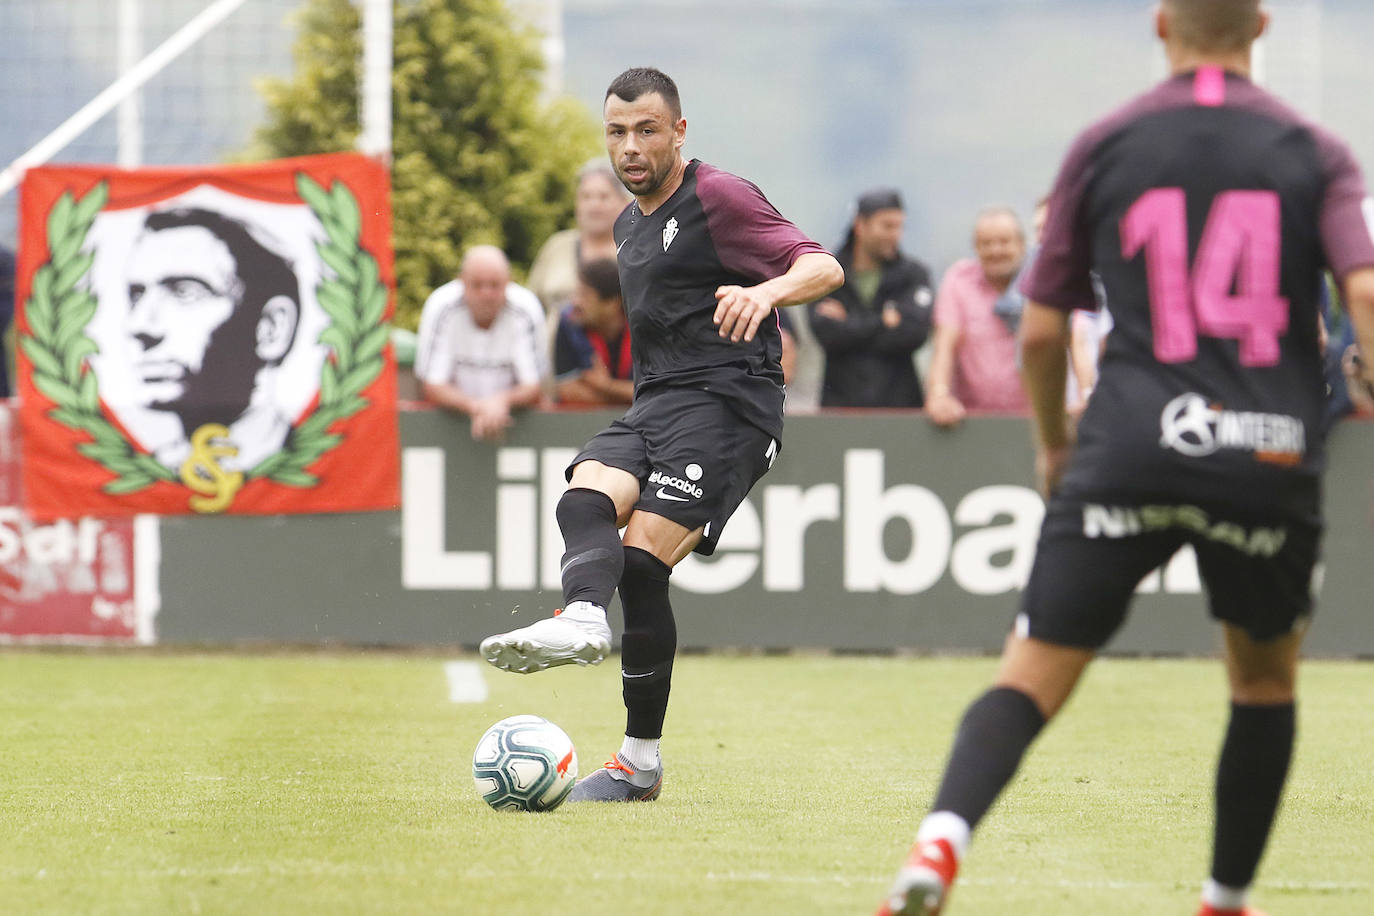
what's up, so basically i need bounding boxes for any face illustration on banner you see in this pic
[124,208,300,434]
[83,185,333,509]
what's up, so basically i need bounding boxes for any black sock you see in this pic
[557,488,623,609]
[1212,701,1296,889]
[618,546,675,739]
[931,686,1046,828]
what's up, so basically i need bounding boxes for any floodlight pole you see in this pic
[118,0,144,169]
[359,0,393,162]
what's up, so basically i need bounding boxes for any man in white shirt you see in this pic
[415,245,548,440]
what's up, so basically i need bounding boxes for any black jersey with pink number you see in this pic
[1022,67,1374,516]
[613,159,828,439]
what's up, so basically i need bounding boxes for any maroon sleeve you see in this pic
[696,164,829,283]
[1315,130,1374,280]
[1020,129,1098,313]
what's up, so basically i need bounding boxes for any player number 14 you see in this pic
[1121,187,1289,367]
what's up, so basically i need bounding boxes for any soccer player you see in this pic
[480,68,842,802]
[878,2,1374,914]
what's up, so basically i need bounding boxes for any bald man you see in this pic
[414,245,549,441]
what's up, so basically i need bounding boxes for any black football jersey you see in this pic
[613,159,829,439]
[1023,67,1374,515]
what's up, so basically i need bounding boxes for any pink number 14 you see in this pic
[1121,187,1288,367]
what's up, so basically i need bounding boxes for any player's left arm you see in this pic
[1019,301,1074,497]
[1315,132,1374,405]
[1341,267,1374,408]
[714,251,843,343]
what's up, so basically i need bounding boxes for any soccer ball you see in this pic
[472,715,578,812]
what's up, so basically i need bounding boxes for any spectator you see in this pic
[415,245,547,441]
[526,159,631,314]
[0,244,13,397]
[553,258,634,407]
[925,206,1031,427]
[808,188,934,408]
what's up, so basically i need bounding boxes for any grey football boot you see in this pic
[567,753,663,802]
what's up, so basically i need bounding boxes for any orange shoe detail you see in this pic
[1197,906,1269,916]
[905,837,958,889]
[878,837,959,915]
[603,757,637,776]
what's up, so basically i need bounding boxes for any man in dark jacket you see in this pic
[808,188,934,407]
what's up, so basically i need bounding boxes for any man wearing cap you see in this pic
[808,188,935,408]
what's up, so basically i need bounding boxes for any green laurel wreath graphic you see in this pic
[248,173,389,487]
[21,181,179,495]
[20,172,388,496]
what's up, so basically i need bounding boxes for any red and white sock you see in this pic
[916,811,971,862]
[1201,878,1249,911]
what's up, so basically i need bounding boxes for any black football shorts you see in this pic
[1018,495,1322,648]
[566,387,779,556]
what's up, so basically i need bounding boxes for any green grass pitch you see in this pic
[3,650,1371,915]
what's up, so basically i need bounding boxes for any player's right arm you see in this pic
[713,251,843,344]
[1019,301,1074,496]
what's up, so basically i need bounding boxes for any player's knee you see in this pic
[623,544,671,586]
[556,486,618,534]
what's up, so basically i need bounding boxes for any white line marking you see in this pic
[444,661,488,703]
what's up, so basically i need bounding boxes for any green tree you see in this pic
[248,0,601,329]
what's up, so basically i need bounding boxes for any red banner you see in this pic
[16,153,399,518]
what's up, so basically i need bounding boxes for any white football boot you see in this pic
[480,604,612,674]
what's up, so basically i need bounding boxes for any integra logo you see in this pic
[649,468,703,499]
[1159,393,1305,464]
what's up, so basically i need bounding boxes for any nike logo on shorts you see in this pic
[655,487,690,502]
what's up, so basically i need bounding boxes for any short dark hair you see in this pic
[144,207,300,319]
[578,257,622,303]
[1163,0,1262,54]
[605,67,681,120]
